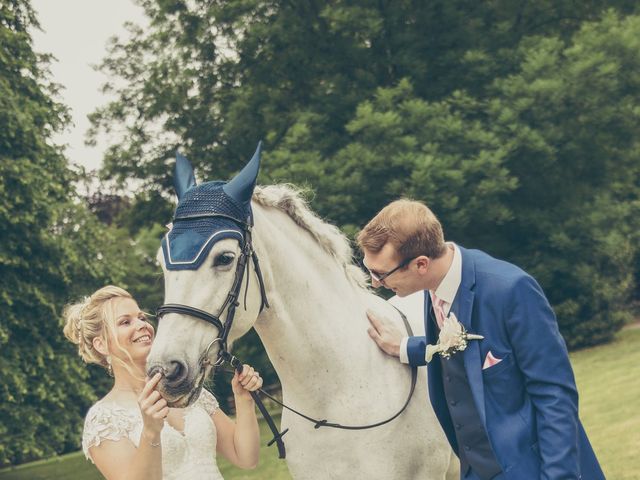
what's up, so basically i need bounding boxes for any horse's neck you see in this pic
[251,204,400,400]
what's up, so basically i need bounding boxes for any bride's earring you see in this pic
[106,355,113,377]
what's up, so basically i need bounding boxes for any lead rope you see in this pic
[218,229,287,457]
[221,307,417,459]
[218,351,289,458]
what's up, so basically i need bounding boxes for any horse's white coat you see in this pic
[149,186,458,479]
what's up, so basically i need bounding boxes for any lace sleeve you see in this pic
[198,389,220,416]
[81,402,141,462]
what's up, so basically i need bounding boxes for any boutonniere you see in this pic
[426,312,484,362]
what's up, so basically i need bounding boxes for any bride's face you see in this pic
[108,298,155,365]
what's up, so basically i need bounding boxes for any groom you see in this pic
[361,199,604,480]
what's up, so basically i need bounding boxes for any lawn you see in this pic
[0,415,292,480]
[1,328,638,479]
[571,326,640,480]
[217,417,291,480]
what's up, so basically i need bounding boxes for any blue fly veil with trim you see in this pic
[161,143,261,271]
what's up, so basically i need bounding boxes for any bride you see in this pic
[63,285,263,479]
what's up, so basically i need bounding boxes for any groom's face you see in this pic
[362,243,421,297]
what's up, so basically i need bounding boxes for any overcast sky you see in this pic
[31,0,147,172]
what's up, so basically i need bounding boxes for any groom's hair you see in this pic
[357,199,447,260]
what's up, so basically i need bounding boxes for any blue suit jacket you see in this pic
[406,247,604,479]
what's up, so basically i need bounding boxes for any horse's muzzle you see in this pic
[146,359,200,407]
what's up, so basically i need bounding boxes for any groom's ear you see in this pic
[416,256,430,273]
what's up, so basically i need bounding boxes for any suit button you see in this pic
[464,445,470,452]
[455,424,462,430]
[446,375,451,382]
[449,400,457,406]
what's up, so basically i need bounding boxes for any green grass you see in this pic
[0,415,292,480]
[1,329,638,479]
[217,416,292,480]
[0,451,101,480]
[571,327,640,480]
[0,438,291,480]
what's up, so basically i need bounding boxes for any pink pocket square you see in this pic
[483,351,502,370]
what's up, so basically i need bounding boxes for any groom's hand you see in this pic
[366,310,402,357]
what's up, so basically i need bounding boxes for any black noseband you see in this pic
[156,303,225,332]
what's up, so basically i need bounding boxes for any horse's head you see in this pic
[147,143,267,407]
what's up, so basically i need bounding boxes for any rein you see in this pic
[157,215,418,459]
[254,308,418,431]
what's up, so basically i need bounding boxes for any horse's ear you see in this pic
[174,152,196,200]
[223,141,261,207]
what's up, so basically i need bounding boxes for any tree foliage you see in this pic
[90,0,638,185]
[305,11,640,347]
[0,0,147,465]
[90,1,640,349]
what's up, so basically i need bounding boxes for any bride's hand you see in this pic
[138,372,169,435]
[232,364,263,402]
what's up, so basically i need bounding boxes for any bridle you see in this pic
[156,214,289,456]
[156,213,418,460]
[158,218,269,368]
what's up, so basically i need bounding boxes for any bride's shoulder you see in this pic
[85,394,139,420]
[196,388,220,416]
[82,397,142,459]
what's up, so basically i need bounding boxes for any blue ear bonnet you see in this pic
[161,181,250,271]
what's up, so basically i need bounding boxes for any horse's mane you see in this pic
[253,184,369,289]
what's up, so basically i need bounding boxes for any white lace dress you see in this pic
[82,389,224,479]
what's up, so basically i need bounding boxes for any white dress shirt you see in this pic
[399,243,462,364]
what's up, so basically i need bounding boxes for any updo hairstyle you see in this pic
[63,285,133,369]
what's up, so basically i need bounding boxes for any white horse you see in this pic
[148,149,457,479]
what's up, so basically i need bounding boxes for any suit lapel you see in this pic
[453,247,487,427]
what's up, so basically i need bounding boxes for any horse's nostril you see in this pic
[164,360,189,384]
[147,365,164,378]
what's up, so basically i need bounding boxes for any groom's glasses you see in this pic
[363,256,417,284]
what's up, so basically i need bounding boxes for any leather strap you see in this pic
[242,307,417,437]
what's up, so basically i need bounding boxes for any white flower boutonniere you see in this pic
[426,313,484,362]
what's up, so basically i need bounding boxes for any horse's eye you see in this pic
[214,253,235,267]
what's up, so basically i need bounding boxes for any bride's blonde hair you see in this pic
[63,285,141,375]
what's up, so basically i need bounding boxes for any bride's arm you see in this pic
[90,431,162,480]
[214,365,262,469]
[89,373,168,480]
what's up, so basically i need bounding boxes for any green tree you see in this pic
[300,11,640,347]
[90,0,637,193]
[486,12,640,346]
[0,0,130,465]
[85,0,640,364]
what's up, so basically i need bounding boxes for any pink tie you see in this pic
[430,292,446,329]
